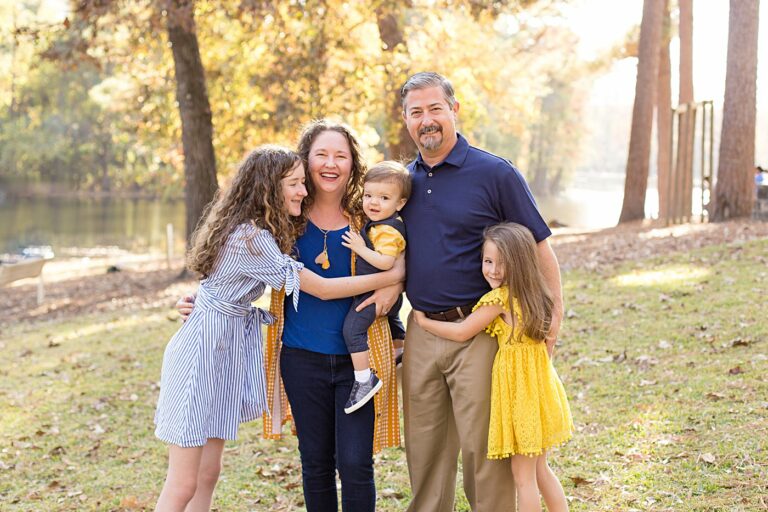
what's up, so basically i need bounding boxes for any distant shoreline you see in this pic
[0,185,183,201]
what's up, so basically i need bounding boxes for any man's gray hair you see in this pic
[400,72,456,111]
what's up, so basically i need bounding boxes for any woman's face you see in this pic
[281,161,308,217]
[307,130,353,198]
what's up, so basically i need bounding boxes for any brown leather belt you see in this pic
[424,304,474,322]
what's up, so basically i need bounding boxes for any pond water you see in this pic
[0,197,188,255]
[0,189,663,255]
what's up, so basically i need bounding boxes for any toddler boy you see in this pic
[341,161,410,413]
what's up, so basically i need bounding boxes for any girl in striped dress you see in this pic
[154,146,404,512]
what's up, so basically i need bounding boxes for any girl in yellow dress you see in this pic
[413,222,573,512]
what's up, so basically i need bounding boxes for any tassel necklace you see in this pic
[314,225,331,270]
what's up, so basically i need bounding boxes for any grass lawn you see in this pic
[1,237,766,511]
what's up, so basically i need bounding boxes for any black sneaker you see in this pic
[395,352,403,369]
[344,372,382,414]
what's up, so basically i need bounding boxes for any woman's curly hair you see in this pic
[187,145,302,277]
[296,119,366,226]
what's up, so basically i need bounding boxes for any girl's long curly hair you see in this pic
[187,145,302,277]
[484,223,554,343]
[296,119,366,226]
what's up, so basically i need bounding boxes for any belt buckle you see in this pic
[427,305,470,322]
[426,309,446,321]
[440,307,459,322]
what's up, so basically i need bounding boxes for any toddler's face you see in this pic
[362,181,406,222]
[481,240,505,289]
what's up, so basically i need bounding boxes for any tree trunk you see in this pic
[549,167,563,196]
[533,127,549,196]
[678,0,695,221]
[375,1,416,162]
[165,0,218,244]
[678,0,694,105]
[619,0,665,223]
[657,0,672,221]
[100,132,112,193]
[712,0,759,221]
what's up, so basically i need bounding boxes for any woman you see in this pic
[178,121,401,511]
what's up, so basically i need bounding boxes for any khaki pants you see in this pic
[403,312,516,512]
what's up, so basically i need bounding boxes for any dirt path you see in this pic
[2,219,766,327]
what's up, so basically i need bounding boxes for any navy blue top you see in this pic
[400,133,551,312]
[282,221,353,355]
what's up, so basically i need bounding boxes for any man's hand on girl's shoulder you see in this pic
[176,294,196,321]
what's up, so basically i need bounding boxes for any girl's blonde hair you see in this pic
[483,222,553,343]
[187,145,302,277]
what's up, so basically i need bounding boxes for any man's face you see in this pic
[402,86,459,156]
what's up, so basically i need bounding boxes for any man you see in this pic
[396,72,563,512]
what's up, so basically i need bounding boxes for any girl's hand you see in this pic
[341,230,367,255]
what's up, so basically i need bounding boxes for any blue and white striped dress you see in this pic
[154,224,303,447]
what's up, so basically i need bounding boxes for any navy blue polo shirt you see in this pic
[400,133,551,312]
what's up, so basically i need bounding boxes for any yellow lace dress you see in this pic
[474,286,573,458]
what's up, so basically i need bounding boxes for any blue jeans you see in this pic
[280,346,376,512]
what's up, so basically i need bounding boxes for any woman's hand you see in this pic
[341,230,367,255]
[355,282,404,317]
[176,294,196,321]
[412,310,426,326]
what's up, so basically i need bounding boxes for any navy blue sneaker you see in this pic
[344,372,382,414]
